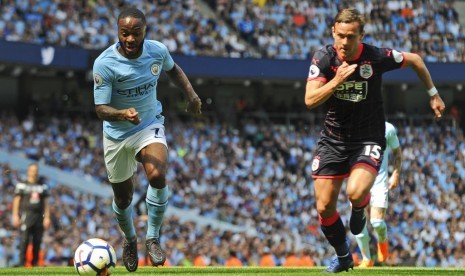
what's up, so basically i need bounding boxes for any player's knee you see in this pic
[114,196,132,210]
[349,193,370,208]
[147,166,165,180]
[147,170,166,188]
[370,218,386,230]
[347,192,360,204]
[316,201,336,217]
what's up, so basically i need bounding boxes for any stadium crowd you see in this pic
[0,111,464,268]
[209,0,465,61]
[1,0,464,61]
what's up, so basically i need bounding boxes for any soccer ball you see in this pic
[74,238,117,276]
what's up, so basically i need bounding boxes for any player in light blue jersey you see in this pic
[355,122,402,267]
[93,7,202,272]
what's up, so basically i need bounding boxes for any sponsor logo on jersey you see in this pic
[334,81,368,102]
[151,63,160,76]
[117,82,155,97]
[359,64,373,79]
[94,73,103,87]
[117,76,131,82]
[308,64,320,79]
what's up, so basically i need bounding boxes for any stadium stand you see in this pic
[0,0,464,61]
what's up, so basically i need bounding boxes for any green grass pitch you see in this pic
[0,266,464,276]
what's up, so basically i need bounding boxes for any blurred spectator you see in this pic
[224,250,243,267]
[259,246,276,266]
[12,163,50,267]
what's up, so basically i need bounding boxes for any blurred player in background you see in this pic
[355,122,402,267]
[12,163,50,267]
[92,7,202,272]
[305,8,445,273]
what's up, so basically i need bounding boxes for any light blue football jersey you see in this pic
[374,122,400,186]
[93,40,175,140]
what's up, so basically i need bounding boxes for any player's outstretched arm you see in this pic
[165,63,202,114]
[403,52,445,120]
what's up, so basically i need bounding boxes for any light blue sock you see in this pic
[112,200,136,241]
[355,226,371,260]
[371,218,387,242]
[145,186,168,239]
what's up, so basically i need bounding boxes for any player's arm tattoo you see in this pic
[391,147,402,173]
[95,104,126,121]
[165,64,197,100]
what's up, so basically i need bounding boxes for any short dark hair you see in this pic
[118,7,146,25]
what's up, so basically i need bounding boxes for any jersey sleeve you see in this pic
[307,49,331,83]
[93,58,114,105]
[378,47,407,73]
[160,42,175,71]
[386,123,400,150]
[14,183,25,196]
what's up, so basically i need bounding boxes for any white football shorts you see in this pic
[370,180,389,209]
[103,123,167,183]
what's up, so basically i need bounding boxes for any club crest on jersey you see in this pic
[359,64,373,79]
[151,63,160,76]
[94,73,103,87]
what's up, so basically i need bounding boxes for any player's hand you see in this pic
[124,108,141,125]
[334,62,358,84]
[185,95,202,114]
[430,94,445,121]
[388,174,400,190]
